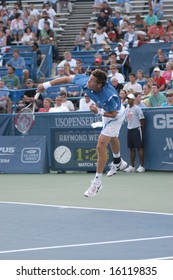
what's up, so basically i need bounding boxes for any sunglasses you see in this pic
[166,94,173,97]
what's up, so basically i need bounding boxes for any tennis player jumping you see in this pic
[37,69,127,197]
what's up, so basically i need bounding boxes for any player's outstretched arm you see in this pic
[36,75,75,92]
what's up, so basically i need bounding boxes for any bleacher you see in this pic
[0,45,53,85]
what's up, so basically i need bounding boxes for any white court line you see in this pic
[0,201,173,216]
[148,256,173,260]
[0,235,173,255]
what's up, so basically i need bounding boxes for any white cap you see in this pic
[127,93,135,99]
[154,67,161,72]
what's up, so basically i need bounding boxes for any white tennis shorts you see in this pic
[101,104,125,137]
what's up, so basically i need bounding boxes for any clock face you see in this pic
[54,146,72,164]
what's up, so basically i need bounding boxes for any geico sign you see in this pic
[153,114,173,129]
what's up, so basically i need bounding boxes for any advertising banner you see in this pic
[0,136,49,173]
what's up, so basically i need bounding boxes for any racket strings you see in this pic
[15,108,34,134]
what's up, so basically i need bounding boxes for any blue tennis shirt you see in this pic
[72,74,121,112]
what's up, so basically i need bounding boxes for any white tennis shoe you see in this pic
[136,165,145,173]
[124,165,135,173]
[84,181,102,198]
[107,159,127,176]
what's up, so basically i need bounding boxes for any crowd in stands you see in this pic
[0,0,173,113]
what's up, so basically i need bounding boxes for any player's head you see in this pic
[91,69,107,87]
[87,69,107,92]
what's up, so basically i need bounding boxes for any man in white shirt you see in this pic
[123,73,142,93]
[38,11,53,30]
[79,93,94,111]
[29,3,40,18]
[57,51,77,71]
[49,96,70,112]
[42,2,57,21]
[108,64,125,84]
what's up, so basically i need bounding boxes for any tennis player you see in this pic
[37,70,127,197]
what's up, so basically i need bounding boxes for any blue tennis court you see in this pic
[0,201,173,260]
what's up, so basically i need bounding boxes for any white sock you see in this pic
[94,173,102,183]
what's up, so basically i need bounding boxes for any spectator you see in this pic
[141,83,152,106]
[111,10,122,27]
[134,92,147,108]
[105,20,119,42]
[0,7,8,26]
[78,93,94,111]
[97,40,109,52]
[98,44,112,63]
[39,21,59,62]
[38,10,53,31]
[81,41,95,51]
[0,79,12,113]
[148,21,165,42]
[92,26,110,45]
[28,3,40,19]
[136,69,147,84]
[27,15,38,37]
[10,12,24,41]
[116,0,132,15]
[108,64,125,83]
[87,57,106,75]
[2,65,21,89]
[63,62,74,76]
[161,89,173,107]
[134,14,147,33]
[123,72,142,92]
[74,27,90,49]
[38,97,52,112]
[32,42,42,67]
[118,16,130,38]
[76,59,86,74]
[149,48,168,75]
[111,76,124,93]
[165,20,173,42]
[96,9,110,29]
[105,51,121,70]
[20,26,36,45]
[21,78,43,110]
[119,88,128,106]
[42,2,57,22]
[49,95,70,112]
[123,93,145,173]
[123,25,138,48]
[144,8,158,28]
[22,7,30,26]
[151,0,163,20]
[152,67,166,91]
[168,43,173,61]
[147,83,167,107]
[57,0,72,14]
[55,67,66,78]
[0,29,6,47]
[161,62,173,87]
[114,42,131,76]
[57,51,76,71]
[93,0,108,12]
[101,1,113,16]
[6,49,29,83]
[60,89,75,111]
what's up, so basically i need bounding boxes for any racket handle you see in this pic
[34,92,41,100]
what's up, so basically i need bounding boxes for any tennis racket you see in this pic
[15,92,40,134]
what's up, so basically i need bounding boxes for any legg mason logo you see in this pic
[162,137,173,165]
[21,148,41,163]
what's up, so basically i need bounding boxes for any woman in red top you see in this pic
[38,97,52,112]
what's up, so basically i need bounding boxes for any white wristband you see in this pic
[97,108,104,116]
[43,81,52,90]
